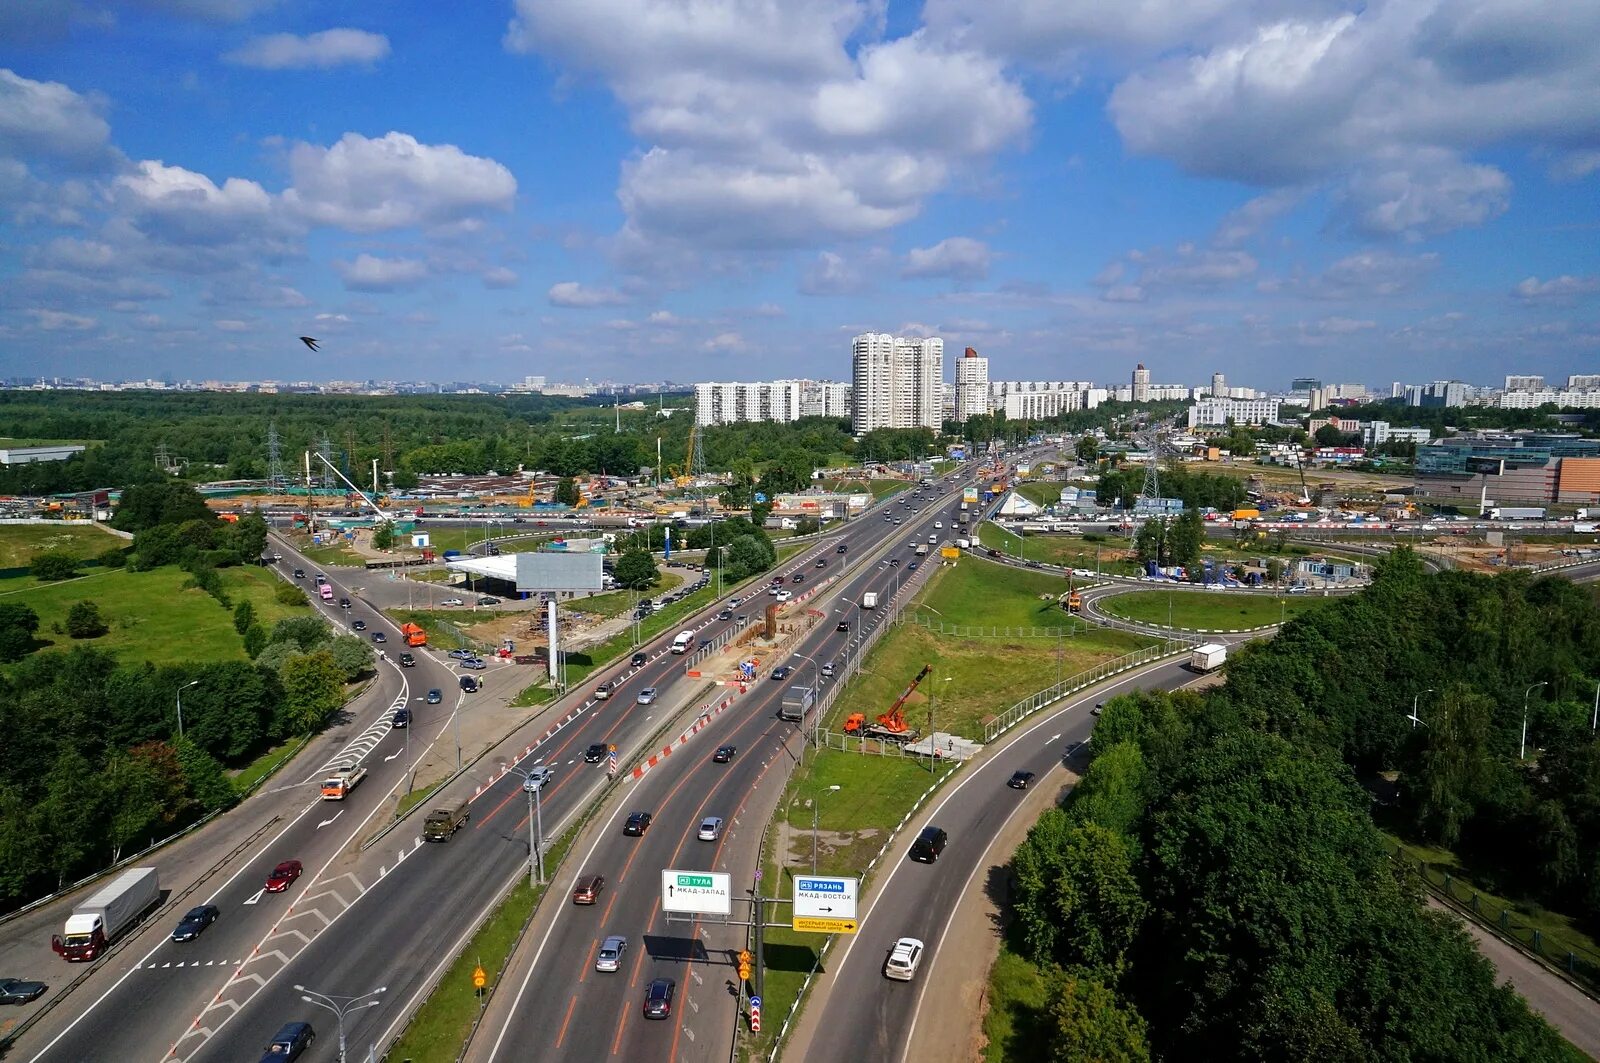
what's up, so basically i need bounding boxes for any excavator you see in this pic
[843,663,929,743]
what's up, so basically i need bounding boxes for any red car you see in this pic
[264,860,303,893]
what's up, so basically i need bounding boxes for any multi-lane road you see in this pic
[13,464,984,1062]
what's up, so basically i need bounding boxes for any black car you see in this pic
[642,977,676,1020]
[624,811,652,836]
[170,904,219,942]
[836,620,850,632]
[1007,771,1036,791]
[718,608,733,620]
[392,708,411,728]
[338,597,351,609]
[426,688,443,704]
[713,745,737,763]
[791,573,804,583]
[459,676,479,693]
[836,544,848,553]
[399,652,416,667]
[0,977,46,1005]
[770,665,793,681]
[372,631,387,644]
[352,619,367,631]
[585,743,608,763]
[258,1021,315,1062]
[292,569,304,579]
[909,825,948,863]
[631,651,649,667]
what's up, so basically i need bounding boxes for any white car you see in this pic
[441,597,465,607]
[774,590,793,602]
[934,521,942,529]
[884,937,924,981]
[636,687,658,705]
[698,816,723,842]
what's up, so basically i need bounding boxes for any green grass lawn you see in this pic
[228,737,307,793]
[0,522,124,568]
[284,532,368,567]
[820,477,910,501]
[829,558,1153,740]
[220,564,309,628]
[8,565,256,665]
[981,945,1055,1063]
[1098,588,1328,630]
[564,571,684,620]
[976,523,1144,576]
[1012,481,1063,509]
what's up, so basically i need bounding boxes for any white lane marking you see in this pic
[242,890,264,906]
[316,810,345,829]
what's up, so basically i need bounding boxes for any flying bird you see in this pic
[299,336,320,351]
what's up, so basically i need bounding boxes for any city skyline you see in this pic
[1,2,1597,384]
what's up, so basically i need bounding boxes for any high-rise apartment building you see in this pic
[1506,375,1546,391]
[955,347,990,421]
[1131,363,1151,403]
[695,381,801,426]
[1210,372,1225,397]
[989,381,1088,420]
[850,333,943,434]
[1569,375,1600,390]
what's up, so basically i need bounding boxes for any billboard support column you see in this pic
[546,599,560,691]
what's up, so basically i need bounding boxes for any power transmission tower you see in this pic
[381,422,394,479]
[317,436,336,491]
[267,422,287,492]
[688,424,704,480]
[154,443,170,474]
[1140,430,1161,503]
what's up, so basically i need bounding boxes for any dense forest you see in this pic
[1001,551,1600,1060]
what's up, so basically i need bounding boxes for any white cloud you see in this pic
[213,319,253,331]
[1212,188,1304,247]
[506,0,1029,255]
[799,251,865,296]
[1549,150,1600,182]
[334,254,429,291]
[902,237,992,281]
[0,68,113,167]
[1261,249,1439,299]
[30,237,116,273]
[547,281,629,307]
[225,29,391,70]
[1337,148,1510,238]
[1092,243,1256,300]
[1100,285,1147,303]
[29,308,97,331]
[481,266,519,289]
[1314,316,1376,334]
[113,159,277,246]
[1513,275,1600,300]
[283,131,516,233]
[704,331,746,352]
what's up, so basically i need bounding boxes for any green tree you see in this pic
[1407,688,1506,847]
[279,651,345,734]
[243,622,269,658]
[97,546,128,569]
[232,600,256,636]
[1075,436,1100,464]
[615,549,659,590]
[174,736,237,810]
[0,602,40,662]
[371,522,395,550]
[1133,519,1164,566]
[32,550,80,581]
[112,480,215,532]
[326,635,375,681]
[1069,741,1148,837]
[556,477,580,506]
[65,600,109,639]
[103,747,170,861]
[1047,970,1151,1063]
[724,534,775,580]
[0,784,39,901]
[270,615,329,651]
[1165,510,1204,569]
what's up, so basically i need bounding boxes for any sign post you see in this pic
[791,875,860,934]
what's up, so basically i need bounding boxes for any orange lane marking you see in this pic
[555,992,579,1049]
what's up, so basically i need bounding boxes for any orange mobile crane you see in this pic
[843,663,930,743]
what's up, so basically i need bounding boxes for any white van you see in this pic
[670,630,696,654]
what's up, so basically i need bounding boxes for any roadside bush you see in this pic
[233,600,255,635]
[274,582,307,606]
[97,546,128,569]
[242,623,269,658]
[0,602,40,662]
[65,600,109,639]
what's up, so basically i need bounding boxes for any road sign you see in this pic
[749,994,761,1008]
[792,915,858,934]
[661,869,732,915]
[793,875,858,922]
[472,964,486,989]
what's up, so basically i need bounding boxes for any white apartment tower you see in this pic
[1132,363,1151,403]
[1211,371,1225,397]
[955,347,990,421]
[850,333,944,434]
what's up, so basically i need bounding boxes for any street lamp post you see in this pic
[1408,688,1435,728]
[507,766,548,884]
[811,784,841,873]
[1521,682,1549,760]
[293,984,386,1063]
[791,651,823,746]
[176,679,199,739]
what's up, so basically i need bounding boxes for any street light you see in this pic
[1521,682,1548,760]
[791,650,824,746]
[176,679,199,739]
[811,784,841,874]
[1407,688,1435,729]
[506,765,548,884]
[293,984,386,1063]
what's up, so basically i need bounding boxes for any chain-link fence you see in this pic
[1396,845,1600,993]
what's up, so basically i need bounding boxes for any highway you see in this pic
[795,656,1209,1063]
[18,468,982,1062]
[470,478,973,1062]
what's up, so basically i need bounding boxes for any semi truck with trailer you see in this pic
[1488,507,1547,521]
[51,866,160,962]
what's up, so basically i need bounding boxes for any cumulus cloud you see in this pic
[481,266,519,289]
[283,131,516,233]
[506,0,1030,255]
[0,68,114,168]
[547,281,629,307]
[902,237,992,281]
[1212,188,1304,247]
[704,331,746,351]
[1092,243,1256,301]
[225,29,391,70]
[29,308,97,331]
[1513,275,1600,300]
[334,253,429,291]
[1098,1,1600,237]
[799,251,866,296]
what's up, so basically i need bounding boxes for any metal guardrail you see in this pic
[1396,846,1600,996]
[982,638,1195,742]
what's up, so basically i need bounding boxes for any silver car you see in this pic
[636,687,658,705]
[595,935,627,973]
[698,816,724,842]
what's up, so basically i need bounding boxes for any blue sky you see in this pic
[1,0,1597,389]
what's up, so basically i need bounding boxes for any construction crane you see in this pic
[843,663,930,743]
[1295,451,1312,506]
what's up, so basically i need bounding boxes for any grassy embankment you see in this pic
[744,556,1154,1057]
[1097,588,1329,630]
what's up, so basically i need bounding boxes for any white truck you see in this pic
[670,629,696,654]
[861,591,879,609]
[320,764,368,800]
[1189,643,1227,673]
[51,866,160,962]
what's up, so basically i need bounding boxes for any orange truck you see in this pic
[400,622,428,647]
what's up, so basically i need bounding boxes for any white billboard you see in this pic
[661,870,731,916]
[515,551,604,592]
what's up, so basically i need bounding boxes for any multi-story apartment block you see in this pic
[850,333,943,434]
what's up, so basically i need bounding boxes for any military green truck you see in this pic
[423,799,470,841]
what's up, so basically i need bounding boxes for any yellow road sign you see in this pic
[792,916,858,934]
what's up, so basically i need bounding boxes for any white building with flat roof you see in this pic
[955,347,990,421]
[1187,397,1282,427]
[850,333,943,434]
[694,381,801,426]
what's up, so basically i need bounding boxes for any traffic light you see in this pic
[737,949,753,982]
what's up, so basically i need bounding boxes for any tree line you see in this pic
[1000,550,1598,1060]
